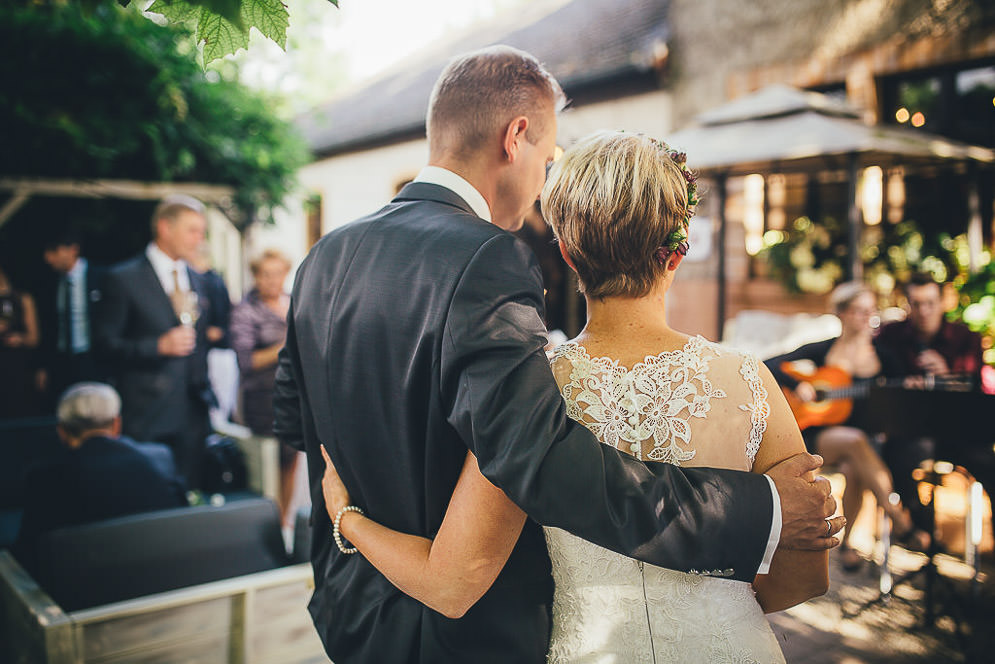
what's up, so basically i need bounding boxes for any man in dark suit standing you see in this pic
[38,232,105,405]
[95,195,214,490]
[13,382,187,571]
[274,46,841,663]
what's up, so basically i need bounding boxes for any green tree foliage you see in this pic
[0,2,309,223]
[138,0,338,65]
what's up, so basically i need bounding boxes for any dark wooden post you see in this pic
[716,173,728,341]
[846,153,862,281]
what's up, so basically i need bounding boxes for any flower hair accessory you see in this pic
[648,137,698,263]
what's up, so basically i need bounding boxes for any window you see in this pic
[882,62,995,147]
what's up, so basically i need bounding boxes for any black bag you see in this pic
[202,434,248,493]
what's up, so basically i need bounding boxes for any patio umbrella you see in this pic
[668,84,993,175]
[666,84,994,335]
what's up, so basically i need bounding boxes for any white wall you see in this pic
[299,140,430,235]
[204,207,246,299]
[242,198,309,298]
[557,89,674,148]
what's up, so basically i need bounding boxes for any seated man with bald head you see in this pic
[13,382,188,571]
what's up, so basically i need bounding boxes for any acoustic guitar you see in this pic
[779,364,860,430]
[780,362,973,430]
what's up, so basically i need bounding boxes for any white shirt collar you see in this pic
[412,166,492,223]
[66,257,86,281]
[145,242,190,294]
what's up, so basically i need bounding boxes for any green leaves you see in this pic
[0,2,309,224]
[243,0,291,43]
[198,10,250,63]
[147,0,295,64]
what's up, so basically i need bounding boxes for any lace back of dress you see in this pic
[545,336,784,664]
[550,335,770,470]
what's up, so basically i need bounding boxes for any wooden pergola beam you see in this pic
[0,178,238,230]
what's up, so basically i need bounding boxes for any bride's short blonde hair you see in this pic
[541,130,688,298]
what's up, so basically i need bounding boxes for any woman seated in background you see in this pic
[765,281,929,570]
[230,248,296,524]
[0,261,40,419]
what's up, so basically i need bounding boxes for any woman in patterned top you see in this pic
[230,248,297,523]
[0,262,41,418]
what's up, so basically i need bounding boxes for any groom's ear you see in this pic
[503,116,529,161]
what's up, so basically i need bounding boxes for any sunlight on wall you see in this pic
[744,173,765,255]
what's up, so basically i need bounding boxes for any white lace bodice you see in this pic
[545,336,784,663]
[551,335,769,469]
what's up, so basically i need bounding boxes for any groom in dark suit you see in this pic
[274,46,842,663]
[95,195,214,490]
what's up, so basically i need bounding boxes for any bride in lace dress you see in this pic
[318,131,828,662]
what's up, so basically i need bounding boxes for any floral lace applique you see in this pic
[553,335,726,464]
[737,352,770,465]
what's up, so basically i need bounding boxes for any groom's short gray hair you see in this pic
[427,45,566,159]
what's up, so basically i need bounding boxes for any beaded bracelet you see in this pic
[333,505,364,554]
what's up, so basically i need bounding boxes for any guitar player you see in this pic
[766,281,928,571]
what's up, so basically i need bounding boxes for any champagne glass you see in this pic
[179,291,200,328]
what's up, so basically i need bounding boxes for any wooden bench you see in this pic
[0,551,327,663]
[0,497,328,663]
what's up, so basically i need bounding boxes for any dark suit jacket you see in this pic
[273,183,774,663]
[199,268,232,348]
[95,255,213,442]
[36,261,107,395]
[13,435,187,571]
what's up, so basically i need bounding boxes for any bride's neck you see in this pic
[579,283,674,343]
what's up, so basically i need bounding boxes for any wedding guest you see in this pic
[13,382,187,570]
[878,272,990,535]
[230,248,296,522]
[39,232,105,405]
[189,243,232,348]
[878,271,984,388]
[765,281,929,569]
[95,195,214,490]
[0,261,40,419]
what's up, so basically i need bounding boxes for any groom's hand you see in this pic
[766,452,845,550]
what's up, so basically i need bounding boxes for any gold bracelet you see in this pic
[333,505,364,554]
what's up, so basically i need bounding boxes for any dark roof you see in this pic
[297,0,670,157]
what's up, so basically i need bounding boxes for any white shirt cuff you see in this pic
[757,474,782,575]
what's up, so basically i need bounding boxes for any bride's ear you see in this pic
[666,252,684,272]
[558,239,578,272]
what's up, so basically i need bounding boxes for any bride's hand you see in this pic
[320,445,351,517]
